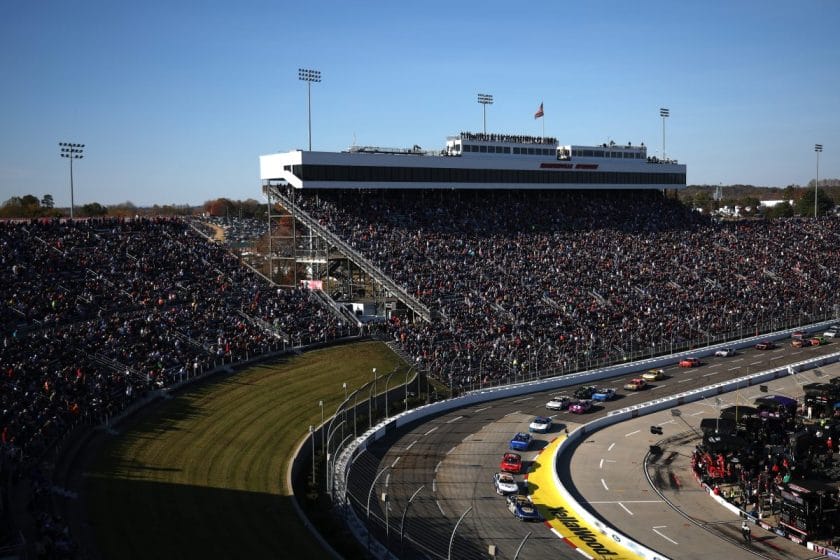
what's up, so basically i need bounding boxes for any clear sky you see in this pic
[1,0,839,207]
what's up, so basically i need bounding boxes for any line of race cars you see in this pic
[494,329,834,522]
[494,415,563,521]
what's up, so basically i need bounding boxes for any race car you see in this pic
[506,495,542,522]
[591,388,617,401]
[810,336,828,346]
[493,472,519,495]
[528,416,552,433]
[791,338,812,348]
[679,357,701,368]
[574,385,597,399]
[754,341,776,350]
[714,348,736,357]
[545,395,572,411]
[623,378,648,391]
[509,432,532,451]
[569,399,593,414]
[499,452,522,474]
[643,368,666,380]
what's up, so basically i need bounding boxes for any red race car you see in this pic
[679,357,700,368]
[500,452,522,474]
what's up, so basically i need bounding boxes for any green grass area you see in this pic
[85,341,406,560]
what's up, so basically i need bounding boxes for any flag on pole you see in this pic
[534,102,544,119]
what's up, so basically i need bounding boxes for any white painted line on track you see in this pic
[550,527,564,539]
[625,430,640,437]
[749,360,763,366]
[618,502,634,515]
[605,459,616,463]
[690,411,705,416]
[385,473,391,488]
[432,479,437,492]
[601,478,609,491]
[608,443,616,451]
[677,378,693,383]
[653,527,678,545]
[446,446,456,455]
[424,426,438,436]
[513,396,534,403]
[589,500,662,504]
[658,420,675,426]
[651,384,665,390]
[728,366,740,371]
[702,372,719,377]
[406,440,417,451]
[446,415,463,424]
[435,461,442,473]
[576,549,594,559]
[771,348,785,352]
[391,456,401,468]
[474,406,490,413]
[505,411,522,416]
[599,458,604,469]
[731,358,744,362]
[436,500,446,516]
[707,363,721,368]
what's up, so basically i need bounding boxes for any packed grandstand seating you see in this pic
[284,187,840,389]
[4,192,840,554]
[0,217,345,466]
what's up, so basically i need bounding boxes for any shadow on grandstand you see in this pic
[85,477,331,560]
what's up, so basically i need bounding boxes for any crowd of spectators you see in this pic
[190,216,267,248]
[284,186,840,390]
[458,132,558,145]
[0,217,345,466]
[1,216,352,553]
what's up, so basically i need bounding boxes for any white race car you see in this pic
[529,416,552,433]
[545,395,572,411]
[493,472,519,495]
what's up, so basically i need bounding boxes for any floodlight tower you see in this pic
[59,142,84,219]
[298,68,321,151]
[814,143,823,218]
[659,108,669,161]
[477,93,494,135]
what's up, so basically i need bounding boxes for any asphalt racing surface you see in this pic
[345,339,836,560]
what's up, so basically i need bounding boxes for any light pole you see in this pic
[400,484,425,548]
[815,144,823,218]
[298,68,321,151]
[477,93,493,135]
[59,142,84,219]
[309,425,315,485]
[318,400,325,457]
[659,108,669,161]
[448,506,473,560]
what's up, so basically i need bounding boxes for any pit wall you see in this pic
[329,320,837,558]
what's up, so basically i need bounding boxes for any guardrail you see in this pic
[550,349,840,560]
[329,319,838,558]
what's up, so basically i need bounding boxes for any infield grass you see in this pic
[85,340,405,560]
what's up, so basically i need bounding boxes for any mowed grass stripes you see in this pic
[85,341,404,560]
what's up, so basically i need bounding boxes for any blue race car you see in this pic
[509,432,532,451]
[592,388,617,402]
[506,495,542,522]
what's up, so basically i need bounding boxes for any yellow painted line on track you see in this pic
[527,435,642,559]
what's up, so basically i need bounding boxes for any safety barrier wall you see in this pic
[549,349,840,560]
[330,319,837,558]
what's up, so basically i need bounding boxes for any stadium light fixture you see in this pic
[298,68,321,151]
[659,108,669,161]
[477,93,494,135]
[59,142,84,219]
[815,143,823,218]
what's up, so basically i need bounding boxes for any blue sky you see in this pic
[1,1,839,207]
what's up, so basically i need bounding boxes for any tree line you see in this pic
[0,195,268,219]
